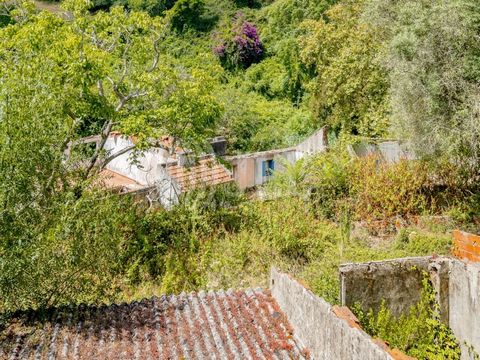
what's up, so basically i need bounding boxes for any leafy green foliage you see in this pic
[365,0,480,170]
[355,277,461,359]
[122,183,248,293]
[131,0,176,15]
[300,0,389,137]
[0,0,221,312]
[0,192,137,312]
[216,87,315,152]
[168,0,206,32]
[260,0,336,42]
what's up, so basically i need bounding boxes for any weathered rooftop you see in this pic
[1,289,307,360]
[99,169,145,192]
[167,157,233,191]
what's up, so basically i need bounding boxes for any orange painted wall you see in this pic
[453,230,480,262]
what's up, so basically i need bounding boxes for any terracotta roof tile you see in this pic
[1,290,307,359]
[167,157,233,191]
[99,169,144,192]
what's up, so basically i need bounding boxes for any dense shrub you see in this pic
[351,157,432,224]
[122,183,248,292]
[89,0,177,15]
[169,0,206,32]
[213,13,264,69]
[304,149,352,219]
[0,191,138,313]
[216,87,315,152]
[354,278,461,359]
[276,144,477,230]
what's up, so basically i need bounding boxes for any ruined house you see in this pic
[339,230,480,360]
[98,133,233,207]
[226,127,329,190]
[2,269,410,359]
[77,125,330,206]
[99,126,328,199]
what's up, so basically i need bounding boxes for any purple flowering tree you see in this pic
[213,13,264,69]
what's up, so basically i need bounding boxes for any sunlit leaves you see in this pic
[0,0,221,312]
[299,0,389,137]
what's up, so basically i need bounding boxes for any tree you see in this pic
[168,0,205,32]
[299,0,389,137]
[0,0,220,312]
[365,0,480,170]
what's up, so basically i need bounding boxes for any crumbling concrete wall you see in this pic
[339,256,480,359]
[449,260,480,360]
[347,141,415,164]
[228,149,298,189]
[296,126,328,156]
[339,257,433,317]
[270,268,395,359]
[227,127,328,190]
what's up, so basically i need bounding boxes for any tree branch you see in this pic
[97,80,104,97]
[84,119,114,179]
[148,32,162,73]
[99,144,136,170]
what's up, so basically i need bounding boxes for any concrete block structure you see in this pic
[226,127,328,190]
[347,141,415,164]
[1,269,408,359]
[340,249,480,360]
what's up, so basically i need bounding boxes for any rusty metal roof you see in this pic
[167,157,233,191]
[1,289,308,359]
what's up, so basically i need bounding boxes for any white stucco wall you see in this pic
[104,135,171,186]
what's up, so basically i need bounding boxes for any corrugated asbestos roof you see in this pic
[167,157,233,191]
[1,289,308,359]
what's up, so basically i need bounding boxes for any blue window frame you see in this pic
[262,159,275,177]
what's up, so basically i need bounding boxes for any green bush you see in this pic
[122,183,248,292]
[351,157,432,224]
[168,0,206,32]
[0,191,138,313]
[354,277,461,359]
[304,149,352,219]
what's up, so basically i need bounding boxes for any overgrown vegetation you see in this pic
[354,277,461,359]
[1,0,480,357]
[119,185,455,304]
